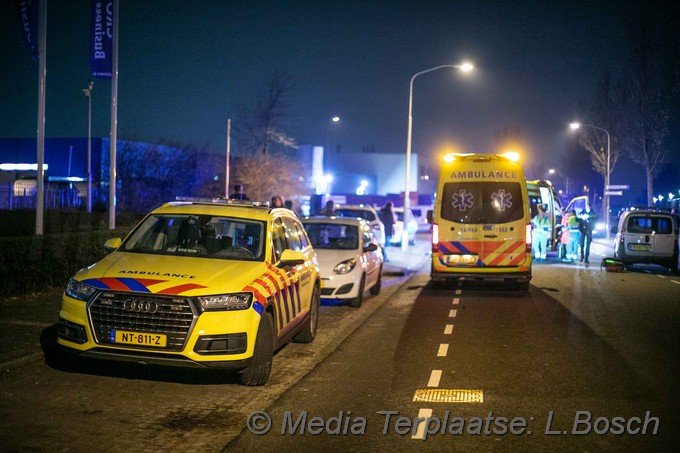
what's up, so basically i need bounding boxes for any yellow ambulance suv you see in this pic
[431,153,533,290]
[58,198,320,385]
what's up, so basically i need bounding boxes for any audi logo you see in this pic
[123,299,158,314]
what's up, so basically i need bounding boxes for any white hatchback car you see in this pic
[302,216,383,307]
[614,209,679,271]
[334,204,385,247]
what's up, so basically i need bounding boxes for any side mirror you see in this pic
[104,237,122,253]
[278,249,305,268]
[363,243,378,252]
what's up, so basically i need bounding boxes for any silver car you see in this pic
[614,209,679,271]
[334,204,385,247]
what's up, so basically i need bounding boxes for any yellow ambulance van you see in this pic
[431,153,533,290]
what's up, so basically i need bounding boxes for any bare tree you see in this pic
[231,152,308,202]
[619,21,672,206]
[234,71,298,156]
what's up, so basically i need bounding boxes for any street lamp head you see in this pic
[331,116,340,123]
[548,168,556,174]
[457,62,474,72]
[569,122,581,130]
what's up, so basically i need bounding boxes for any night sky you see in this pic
[1,0,678,206]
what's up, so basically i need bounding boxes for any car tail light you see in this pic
[432,223,439,253]
[525,223,532,253]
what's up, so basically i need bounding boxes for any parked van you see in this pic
[614,208,679,271]
[527,179,563,251]
[431,153,533,289]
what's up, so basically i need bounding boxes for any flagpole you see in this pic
[35,0,47,236]
[225,118,231,198]
[108,0,119,229]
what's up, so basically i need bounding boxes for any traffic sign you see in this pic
[606,185,629,190]
[605,191,623,196]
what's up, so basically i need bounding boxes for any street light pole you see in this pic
[569,122,611,240]
[83,80,94,213]
[404,62,473,249]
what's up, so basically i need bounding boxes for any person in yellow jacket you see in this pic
[566,209,582,261]
[531,204,551,260]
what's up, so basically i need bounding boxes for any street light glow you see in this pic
[458,62,474,72]
[569,122,581,130]
[331,116,340,122]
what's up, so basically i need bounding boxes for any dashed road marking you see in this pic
[448,309,457,318]
[452,297,460,305]
[455,289,462,295]
[411,408,432,440]
[672,280,680,285]
[657,275,666,279]
[427,370,442,387]
[443,324,453,335]
[437,344,449,357]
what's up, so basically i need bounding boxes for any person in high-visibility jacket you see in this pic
[531,204,551,260]
[566,209,582,261]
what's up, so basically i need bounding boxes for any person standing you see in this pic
[229,184,249,200]
[578,203,597,263]
[566,209,581,262]
[270,195,284,208]
[320,200,335,216]
[379,201,396,247]
[558,207,570,260]
[531,204,550,260]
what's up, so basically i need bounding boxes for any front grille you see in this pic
[88,292,196,351]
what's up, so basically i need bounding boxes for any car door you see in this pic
[360,227,380,286]
[624,215,653,257]
[651,215,674,258]
[281,216,315,313]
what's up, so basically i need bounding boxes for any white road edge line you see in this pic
[412,408,433,440]
[428,370,442,387]
[444,324,453,335]
[437,344,449,357]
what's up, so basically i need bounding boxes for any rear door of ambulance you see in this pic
[436,158,530,271]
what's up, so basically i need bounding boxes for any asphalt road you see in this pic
[1,236,679,451]
[226,259,680,452]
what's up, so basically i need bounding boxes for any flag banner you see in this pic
[17,0,39,60]
[89,0,114,79]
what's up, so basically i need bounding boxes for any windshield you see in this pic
[303,223,359,250]
[122,214,265,260]
[441,182,524,224]
[335,208,376,222]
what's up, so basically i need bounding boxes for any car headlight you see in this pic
[197,292,252,311]
[334,258,357,274]
[66,279,97,301]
